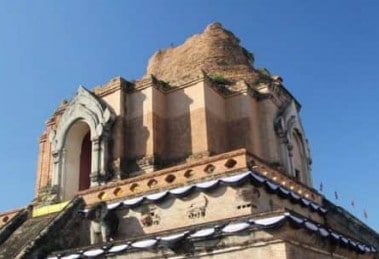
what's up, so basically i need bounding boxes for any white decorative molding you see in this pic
[52,86,113,150]
[51,86,115,200]
[274,100,312,186]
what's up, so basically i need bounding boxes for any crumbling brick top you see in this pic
[145,22,260,86]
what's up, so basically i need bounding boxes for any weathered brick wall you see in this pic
[113,182,322,239]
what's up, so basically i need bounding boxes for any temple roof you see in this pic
[145,22,260,85]
[0,198,84,258]
[0,213,57,258]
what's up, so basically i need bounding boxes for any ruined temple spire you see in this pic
[145,22,258,85]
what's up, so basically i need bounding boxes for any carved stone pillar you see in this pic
[52,148,67,199]
[51,150,61,187]
[91,137,101,186]
[100,128,111,180]
[287,143,294,177]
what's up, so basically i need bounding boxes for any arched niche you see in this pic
[291,129,307,182]
[274,101,312,186]
[50,86,115,200]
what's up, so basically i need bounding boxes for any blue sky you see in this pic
[0,1,378,231]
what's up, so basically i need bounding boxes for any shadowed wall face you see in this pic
[79,132,91,191]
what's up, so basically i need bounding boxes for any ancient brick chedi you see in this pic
[0,23,377,258]
[36,22,312,200]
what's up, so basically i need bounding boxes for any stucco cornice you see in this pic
[50,86,115,151]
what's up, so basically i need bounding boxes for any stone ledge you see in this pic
[76,148,322,207]
[80,149,249,206]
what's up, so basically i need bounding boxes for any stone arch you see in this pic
[274,101,312,186]
[50,86,115,200]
